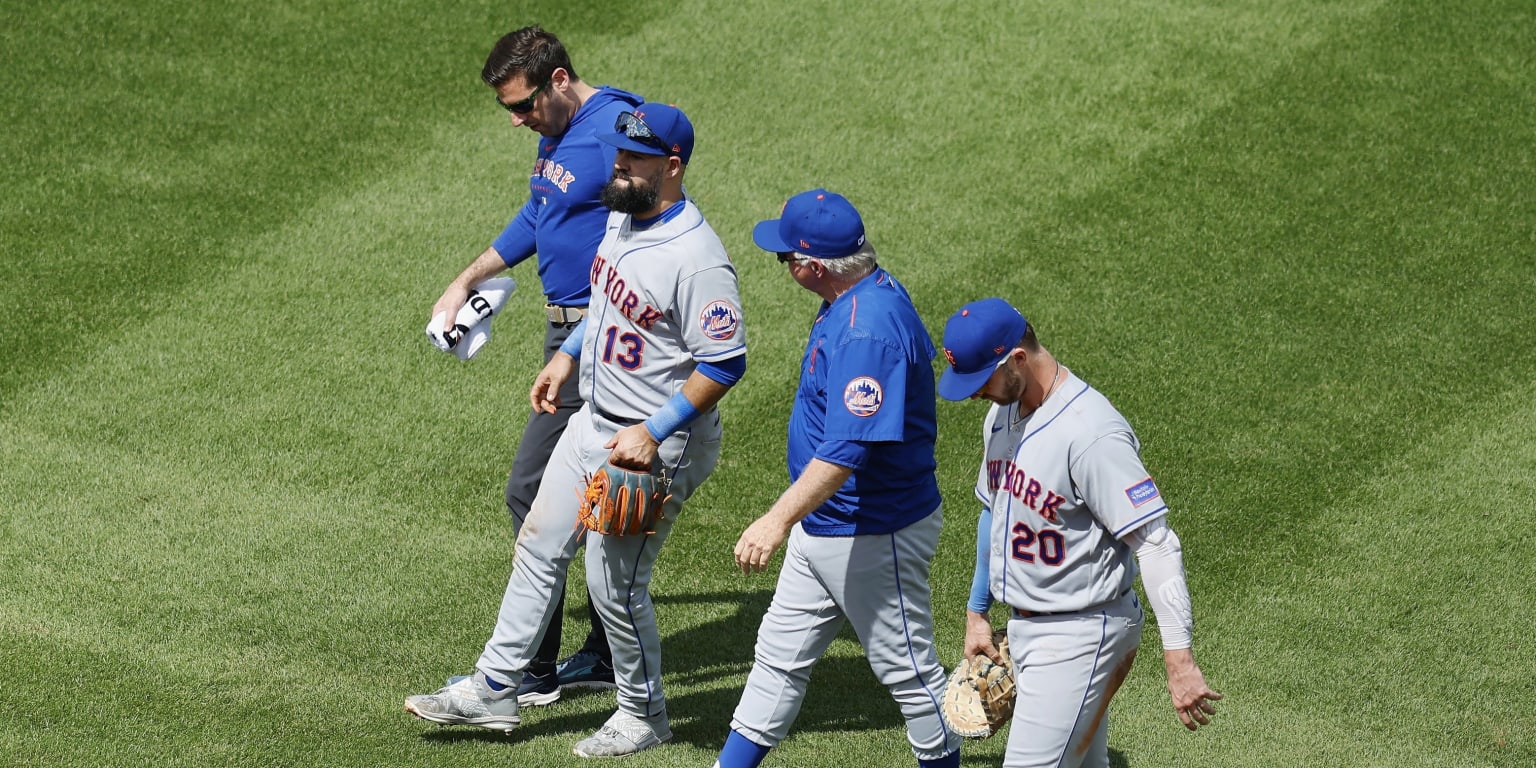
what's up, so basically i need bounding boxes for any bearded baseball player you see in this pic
[405,103,749,759]
[712,190,961,768]
[938,298,1221,767]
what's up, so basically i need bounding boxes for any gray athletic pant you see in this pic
[503,319,607,672]
[1003,591,1142,768]
[478,405,722,728]
[729,508,961,761]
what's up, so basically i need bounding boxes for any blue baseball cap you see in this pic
[752,189,867,258]
[597,102,694,164]
[938,298,1029,401]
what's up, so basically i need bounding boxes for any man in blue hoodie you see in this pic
[426,25,642,706]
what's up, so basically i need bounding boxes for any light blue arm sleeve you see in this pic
[968,506,994,613]
[558,318,588,359]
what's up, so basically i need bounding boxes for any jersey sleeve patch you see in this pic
[699,299,741,340]
[1125,477,1161,508]
[843,376,883,417]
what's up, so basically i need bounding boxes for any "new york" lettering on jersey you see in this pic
[590,254,664,329]
[532,158,575,193]
[987,459,1066,524]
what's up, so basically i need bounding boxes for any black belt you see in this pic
[1012,607,1067,619]
[594,407,643,427]
[1012,589,1133,619]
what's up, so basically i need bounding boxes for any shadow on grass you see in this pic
[415,586,982,752]
[413,588,1138,767]
[959,749,1129,767]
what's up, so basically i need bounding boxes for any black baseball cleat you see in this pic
[556,649,617,689]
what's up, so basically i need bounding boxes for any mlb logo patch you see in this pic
[699,300,740,340]
[1125,478,1160,508]
[843,376,883,417]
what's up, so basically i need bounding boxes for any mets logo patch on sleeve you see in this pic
[843,376,883,417]
[699,300,741,340]
[1125,477,1161,507]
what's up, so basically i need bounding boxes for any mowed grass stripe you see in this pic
[1118,378,1536,768]
[3,1,1534,767]
[915,0,1536,579]
[0,0,523,400]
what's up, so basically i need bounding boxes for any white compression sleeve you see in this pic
[1125,518,1194,650]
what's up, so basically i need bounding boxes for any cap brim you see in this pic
[596,132,668,157]
[938,366,995,401]
[752,219,792,253]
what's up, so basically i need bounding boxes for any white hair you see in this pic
[800,240,878,279]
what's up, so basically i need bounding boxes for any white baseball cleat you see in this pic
[571,710,672,758]
[404,671,521,734]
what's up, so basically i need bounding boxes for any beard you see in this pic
[600,167,663,214]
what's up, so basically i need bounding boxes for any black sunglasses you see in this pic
[777,252,809,264]
[499,79,549,114]
[614,112,672,154]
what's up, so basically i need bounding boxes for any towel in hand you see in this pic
[425,277,516,360]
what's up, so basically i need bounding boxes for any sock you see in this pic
[918,750,960,768]
[483,675,509,693]
[716,729,772,768]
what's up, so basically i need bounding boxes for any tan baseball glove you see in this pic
[942,629,1015,739]
[576,461,671,536]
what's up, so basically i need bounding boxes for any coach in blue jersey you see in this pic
[713,190,961,768]
[426,26,639,702]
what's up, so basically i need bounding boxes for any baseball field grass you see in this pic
[3,1,1533,766]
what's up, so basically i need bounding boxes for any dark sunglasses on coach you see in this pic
[614,112,672,154]
[499,78,549,114]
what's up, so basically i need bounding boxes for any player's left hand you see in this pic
[734,516,790,574]
[605,424,660,471]
[1163,648,1222,730]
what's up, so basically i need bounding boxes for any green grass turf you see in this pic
[2,0,1534,766]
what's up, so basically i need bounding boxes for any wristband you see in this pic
[644,391,700,441]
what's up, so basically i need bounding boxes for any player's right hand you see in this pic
[733,515,790,574]
[964,609,1004,664]
[529,353,576,413]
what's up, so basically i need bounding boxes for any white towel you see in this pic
[425,277,516,360]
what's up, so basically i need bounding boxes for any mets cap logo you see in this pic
[943,348,957,367]
[699,299,740,340]
[843,376,883,417]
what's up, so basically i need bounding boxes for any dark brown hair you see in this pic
[482,26,577,88]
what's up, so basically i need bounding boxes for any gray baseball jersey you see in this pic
[578,201,745,421]
[975,371,1168,614]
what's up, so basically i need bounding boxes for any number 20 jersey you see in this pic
[974,371,1168,614]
